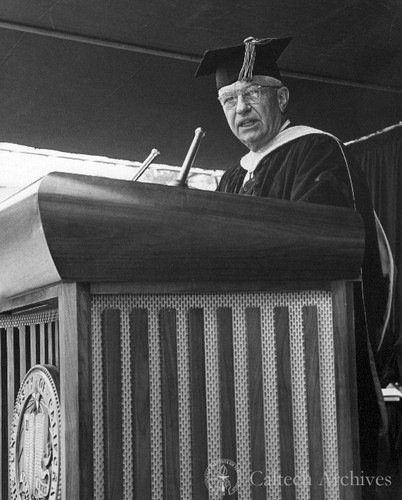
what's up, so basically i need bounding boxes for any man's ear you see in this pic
[277,87,289,112]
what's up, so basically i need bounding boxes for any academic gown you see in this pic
[217,129,389,498]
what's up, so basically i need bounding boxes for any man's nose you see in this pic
[235,94,250,113]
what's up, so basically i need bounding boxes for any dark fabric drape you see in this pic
[347,124,402,381]
[347,124,402,495]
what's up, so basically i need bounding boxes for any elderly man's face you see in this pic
[219,77,289,152]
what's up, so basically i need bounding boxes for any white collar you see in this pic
[240,122,334,173]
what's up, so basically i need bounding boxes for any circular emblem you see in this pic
[204,458,239,496]
[9,365,61,500]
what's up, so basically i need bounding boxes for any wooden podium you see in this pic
[0,173,364,500]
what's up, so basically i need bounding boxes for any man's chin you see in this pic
[238,131,261,150]
[239,130,277,152]
[237,129,259,147]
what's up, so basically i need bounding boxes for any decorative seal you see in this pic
[9,365,61,500]
[204,458,239,495]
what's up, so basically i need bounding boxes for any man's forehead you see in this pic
[218,75,283,95]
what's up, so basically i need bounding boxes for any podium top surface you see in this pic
[0,172,364,299]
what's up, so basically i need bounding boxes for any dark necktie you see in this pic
[242,172,256,194]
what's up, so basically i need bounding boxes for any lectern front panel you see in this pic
[0,173,363,500]
[91,289,354,500]
[0,285,358,500]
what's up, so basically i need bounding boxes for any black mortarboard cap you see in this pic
[195,36,292,89]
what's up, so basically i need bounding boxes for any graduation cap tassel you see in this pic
[238,37,256,82]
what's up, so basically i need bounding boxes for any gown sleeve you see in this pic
[287,134,354,208]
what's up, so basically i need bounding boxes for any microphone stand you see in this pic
[131,148,160,181]
[171,127,205,187]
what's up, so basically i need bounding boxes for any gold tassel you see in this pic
[238,37,256,82]
[238,37,274,82]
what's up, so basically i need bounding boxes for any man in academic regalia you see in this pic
[196,36,392,499]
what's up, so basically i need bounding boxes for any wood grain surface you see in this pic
[188,308,209,499]
[0,172,364,299]
[101,308,123,500]
[59,283,93,500]
[130,308,152,500]
[0,331,7,499]
[217,307,238,499]
[303,306,325,499]
[274,306,296,500]
[160,308,181,499]
[332,281,361,500]
[246,307,267,500]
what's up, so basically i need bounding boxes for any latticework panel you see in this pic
[92,291,340,500]
[0,309,59,499]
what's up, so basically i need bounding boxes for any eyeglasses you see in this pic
[217,85,281,110]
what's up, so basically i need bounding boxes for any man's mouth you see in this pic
[238,119,258,128]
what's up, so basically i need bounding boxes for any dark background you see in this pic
[0,0,401,169]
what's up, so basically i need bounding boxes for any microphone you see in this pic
[131,148,160,181]
[172,127,205,187]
